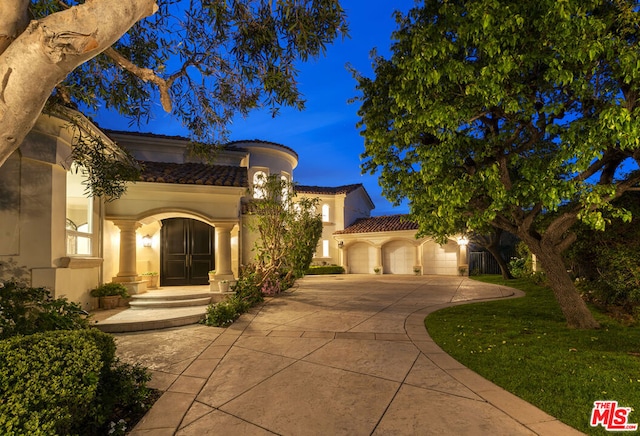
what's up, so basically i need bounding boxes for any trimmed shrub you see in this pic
[0,329,153,436]
[306,265,345,275]
[0,330,109,435]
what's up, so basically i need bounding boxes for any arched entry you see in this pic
[161,218,215,286]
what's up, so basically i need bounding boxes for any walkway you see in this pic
[115,275,583,435]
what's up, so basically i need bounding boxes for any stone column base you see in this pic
[112,277,148,294]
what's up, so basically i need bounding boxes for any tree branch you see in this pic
[0,0,29,56]
[0,0,158,167]
[103,47,172,112]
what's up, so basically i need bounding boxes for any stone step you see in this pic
[91,286,233,333]
[93,307,208,333]
[132,290,214,301]
[129,296,212,309]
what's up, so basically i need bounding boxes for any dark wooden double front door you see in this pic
[161,218,215,286]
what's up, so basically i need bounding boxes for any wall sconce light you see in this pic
[457,236,469,247]
[338,241,344,249]
[142,234,152,248]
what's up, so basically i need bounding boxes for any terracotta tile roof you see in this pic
[296,184,365,195]
[226,139,299,159]
[105,129,247,152]
[335,214,418,234]
[139,161,248,187]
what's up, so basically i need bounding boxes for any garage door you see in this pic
[383,240,415,274]
[423,240,458,275]
[348,242,375,274]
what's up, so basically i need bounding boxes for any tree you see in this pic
[355,0,640,329]
[0,0,347,194]
[248,174,323,293]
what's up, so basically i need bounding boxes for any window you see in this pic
[253,170,267,199]
[322,204,330,222]
[66,166,93,255]
[322,240,329,258]
[281,174,289,205]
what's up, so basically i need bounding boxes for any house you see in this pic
[0,110,469,311]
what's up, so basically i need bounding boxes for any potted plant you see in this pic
[208,270,216,281]
[218,279,230,292]
[373,267,381,275]
[90,283,129,310]
[413,266,422,276]
[141,271,159,289]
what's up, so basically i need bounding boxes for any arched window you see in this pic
[253,170,267,199]
[322,204,330,222]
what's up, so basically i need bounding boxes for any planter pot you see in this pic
[146,275,159,289]
[208,273,216,282]
[100,295,120,310]
[218,281,230,292]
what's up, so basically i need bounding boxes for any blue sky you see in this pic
[95,1,416,216]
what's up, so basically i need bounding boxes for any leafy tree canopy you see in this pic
[0,0,347,195]
[355,0,640,328]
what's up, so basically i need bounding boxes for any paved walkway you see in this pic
[115,275,584,435]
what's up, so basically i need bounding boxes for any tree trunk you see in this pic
[0,0,158,168]
[485,244,513,280]
[533,245,600,329]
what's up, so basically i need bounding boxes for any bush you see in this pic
[0,282,89,339]
[0,330,109,435]
[0,329,153,436]
[203,297,249,327]
[306,265,345,275]
[565,192,640,317]
[233,264,264,306]
[202,264,263,328]
[90,283,129,298]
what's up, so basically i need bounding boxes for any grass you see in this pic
[425,275,640,435]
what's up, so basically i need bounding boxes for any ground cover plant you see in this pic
[425,276,640,434]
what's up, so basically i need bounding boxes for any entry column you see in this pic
[214,223,235,281]
[112,219,147,293]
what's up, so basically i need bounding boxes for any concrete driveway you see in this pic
[115,275,583,435]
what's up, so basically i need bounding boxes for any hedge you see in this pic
[0,329,116,435]
[305,265,345,275]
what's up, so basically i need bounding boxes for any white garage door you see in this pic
[423,240,458,275]
[348,242,375,274]
[383,240,415,274]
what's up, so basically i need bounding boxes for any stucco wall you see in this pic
[0,114,102,309]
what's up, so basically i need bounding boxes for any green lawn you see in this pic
[425,276,640,435]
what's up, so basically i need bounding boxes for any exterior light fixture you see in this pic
[142,234,152,248]
[457,236,469,246]
[338,241,344,249]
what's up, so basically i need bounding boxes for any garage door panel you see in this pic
[423,240,458,275]
[383,241,415,274]
[348,242,374,274]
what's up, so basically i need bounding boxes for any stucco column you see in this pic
[415,244,423,275]
[112,220,142,281]
[375,245,383,274]
[214,223,235,280]
[458,238,469,276]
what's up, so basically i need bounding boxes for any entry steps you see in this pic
[93,287,220,333]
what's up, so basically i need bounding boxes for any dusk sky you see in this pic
[94,1,416,216]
